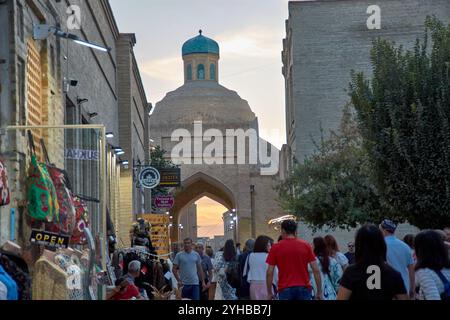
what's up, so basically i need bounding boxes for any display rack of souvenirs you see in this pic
[112,246,172,300]
[25,133,90,241]
[31,248,87,300]
[22,132,104,300]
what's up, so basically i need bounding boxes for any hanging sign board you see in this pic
[30,230,70,249]
[158,168,181,187]
[139,166,160,189]
[154,195,175,209]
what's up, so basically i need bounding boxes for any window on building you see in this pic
[210,63,216,80]
[17,2,24,42]
[197,64,205,80]
[50,44,56,78]
[187,64,192,81]
[17,57,26,126]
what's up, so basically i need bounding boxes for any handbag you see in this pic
[40,139,76,235]
[70,195,89,245]
[0,159,11,206]
[26,131,59,222]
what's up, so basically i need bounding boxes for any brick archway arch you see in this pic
[170,172,236,242]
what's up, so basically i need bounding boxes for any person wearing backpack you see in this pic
[414,230,450,300]
[243,236,277,300]
[216,240,238,300]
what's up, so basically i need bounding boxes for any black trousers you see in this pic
[200,279,209,301]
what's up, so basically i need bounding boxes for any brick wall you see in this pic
[285,0,450,161]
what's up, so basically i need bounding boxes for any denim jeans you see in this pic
[278,286,312,301]
[182,285,200,300]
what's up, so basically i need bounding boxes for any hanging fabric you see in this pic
[40,139,76,235]
[32,255,69,300]
[26,131,59,223]
[0,159,10,206]
[70,196,89,245]
[53,253,84,300]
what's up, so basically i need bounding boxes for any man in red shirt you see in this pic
[108,277,143,300]
[266,220,322,300]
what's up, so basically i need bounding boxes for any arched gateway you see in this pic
[170,172,235,242]
[150,31,283,243]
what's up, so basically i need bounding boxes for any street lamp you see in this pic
[113,147,125,156]
[33,25,111,52]
[228,209,238,243]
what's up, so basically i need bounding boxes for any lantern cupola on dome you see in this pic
[182,30,220,83]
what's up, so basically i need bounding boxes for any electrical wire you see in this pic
[221,62,279,79]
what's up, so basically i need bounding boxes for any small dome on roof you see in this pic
[182,30,220,56]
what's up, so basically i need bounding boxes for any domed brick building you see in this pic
[150,31,283,242]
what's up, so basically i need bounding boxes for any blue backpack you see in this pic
[434,270,450,301]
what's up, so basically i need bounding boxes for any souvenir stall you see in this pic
[109,214,173,300]
[0,125,110,300]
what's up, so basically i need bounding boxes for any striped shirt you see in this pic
[415,268,450,300]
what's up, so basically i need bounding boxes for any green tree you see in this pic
[278,104,389,231]
[350,17,450,229]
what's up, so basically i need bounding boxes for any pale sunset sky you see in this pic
[110,0,293,238]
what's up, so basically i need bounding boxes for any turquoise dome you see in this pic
[182,31,220,56]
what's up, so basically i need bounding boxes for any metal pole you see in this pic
[99,126,107,300]
[235,211,239,243]
[250,185,256,239]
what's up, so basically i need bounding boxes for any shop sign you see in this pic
[65,149,100,161]
[139,166,160,189]
[154,195,175,209]
[158,168,181,187]
[30,230,70,248]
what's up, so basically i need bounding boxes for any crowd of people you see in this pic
[169,220,450,301]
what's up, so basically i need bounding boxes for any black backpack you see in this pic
[434,270,450,301]
[226,258,241,289]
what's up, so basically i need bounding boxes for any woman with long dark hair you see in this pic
[243,235,277,300]
[324,235,349,270]
[414,230,450,300]
[337,224,408,300]
[308,237,342,300]
[215,239,238,300]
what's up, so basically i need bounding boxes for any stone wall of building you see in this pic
[57,0,120,138]
[179,203,198,241]
[284,0,450,162]
[0,0,64,245]
[0,0,150,247]
[117,32,151,229]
